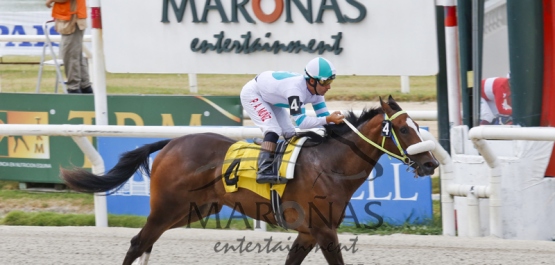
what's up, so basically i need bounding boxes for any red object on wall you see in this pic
[542,0,555,177]
[91,7,102,29]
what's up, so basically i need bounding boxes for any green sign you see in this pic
[0,93,242,183]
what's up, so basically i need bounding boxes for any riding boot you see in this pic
[256,141,278,184]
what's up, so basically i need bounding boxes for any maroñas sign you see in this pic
[101,0,438,75]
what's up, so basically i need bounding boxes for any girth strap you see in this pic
[270,189,287,229]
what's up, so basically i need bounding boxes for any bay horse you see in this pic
[61,96,439,265]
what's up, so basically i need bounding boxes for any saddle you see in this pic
[221,136,307,200]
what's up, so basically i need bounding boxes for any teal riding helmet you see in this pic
[304,57,336,85]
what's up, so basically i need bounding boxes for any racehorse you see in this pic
[61,96,439,265]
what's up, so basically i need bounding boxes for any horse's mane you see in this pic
[296,100,402,143]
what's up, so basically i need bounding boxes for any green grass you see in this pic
[431,176,440,194]
[0,176,443,233]
[0,200,442,235]
[0,180,19,190]
[3,211,96,226]
[0,188,92,201]
[2,211,145,227]
[0,56,438,101]
[0,178,442,235]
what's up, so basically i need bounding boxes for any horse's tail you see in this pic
[60,139,172,193]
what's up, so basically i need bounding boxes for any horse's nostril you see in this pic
[424,160,439,170]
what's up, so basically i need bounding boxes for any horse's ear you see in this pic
[388,95,396,105]
[380,96,393,113]
[386,95,402,111]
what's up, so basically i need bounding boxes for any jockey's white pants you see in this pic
[240,79,296,138]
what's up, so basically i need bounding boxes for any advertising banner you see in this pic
[101,0,438,76]
[0,11,92,57]
[0,93,241,183]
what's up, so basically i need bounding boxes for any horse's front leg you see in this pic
[285,232,317,265]
[311,228,344,265]
[131,246,152,265]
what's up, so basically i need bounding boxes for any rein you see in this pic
[343,110,412,164]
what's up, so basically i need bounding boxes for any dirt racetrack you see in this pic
[0,226,554,265]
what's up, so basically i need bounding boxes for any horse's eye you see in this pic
[400,127,409,134]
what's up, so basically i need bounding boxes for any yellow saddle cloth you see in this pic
[221,137,304,200]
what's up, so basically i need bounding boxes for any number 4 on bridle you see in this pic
[60,95,439,265]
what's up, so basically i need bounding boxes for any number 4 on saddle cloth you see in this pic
[221,137,307,200]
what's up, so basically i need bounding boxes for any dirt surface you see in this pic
[0,226,553,265]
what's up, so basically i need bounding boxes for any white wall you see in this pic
[483,0,510,78]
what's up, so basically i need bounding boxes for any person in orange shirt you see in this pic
[46,0,93,94]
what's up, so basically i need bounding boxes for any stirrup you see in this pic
[256,162,288,184]
[256,173,288,184]
[256,161,278,184]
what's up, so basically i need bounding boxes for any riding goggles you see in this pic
[307,72,336,86]
[317,75,335,86]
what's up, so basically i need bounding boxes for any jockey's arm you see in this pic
[310,101,343,125]
[326,111,345,124]
[289,99,343,129]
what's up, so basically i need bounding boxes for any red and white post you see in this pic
[90,0,108,228]
[440,0,462,127]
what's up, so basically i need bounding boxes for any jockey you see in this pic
[240,57,345,184]
[480,75,513,125]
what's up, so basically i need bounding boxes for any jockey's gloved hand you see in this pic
[283,131,297,140]
[326,111,345,124]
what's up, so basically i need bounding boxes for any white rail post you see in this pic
[400,76,410,93]
[420,130,456,236]
[470,138,502,237]
[440,158,456,236]
[189,74,198,93]
[254,219,266,232]
[440,0,462,128]
[466,188,481,237]
[90,0,109,227]
[72,136,107,227]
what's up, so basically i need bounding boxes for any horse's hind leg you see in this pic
[122,217,170,265]
[123,202,220,265]
[312,228,344,265]
[122,202,190,265]
[285,232,317,265]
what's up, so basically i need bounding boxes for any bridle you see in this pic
[342,110,435,165]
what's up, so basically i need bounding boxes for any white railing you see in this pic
[0,124,446,228]
[441,126,555,238]
[0,124,263,227]
[243,110,438,121]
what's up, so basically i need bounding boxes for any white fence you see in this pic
[0,124,263,227]
[244,110,438,121]
[443,125,555,240]
[0,123,446,228]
